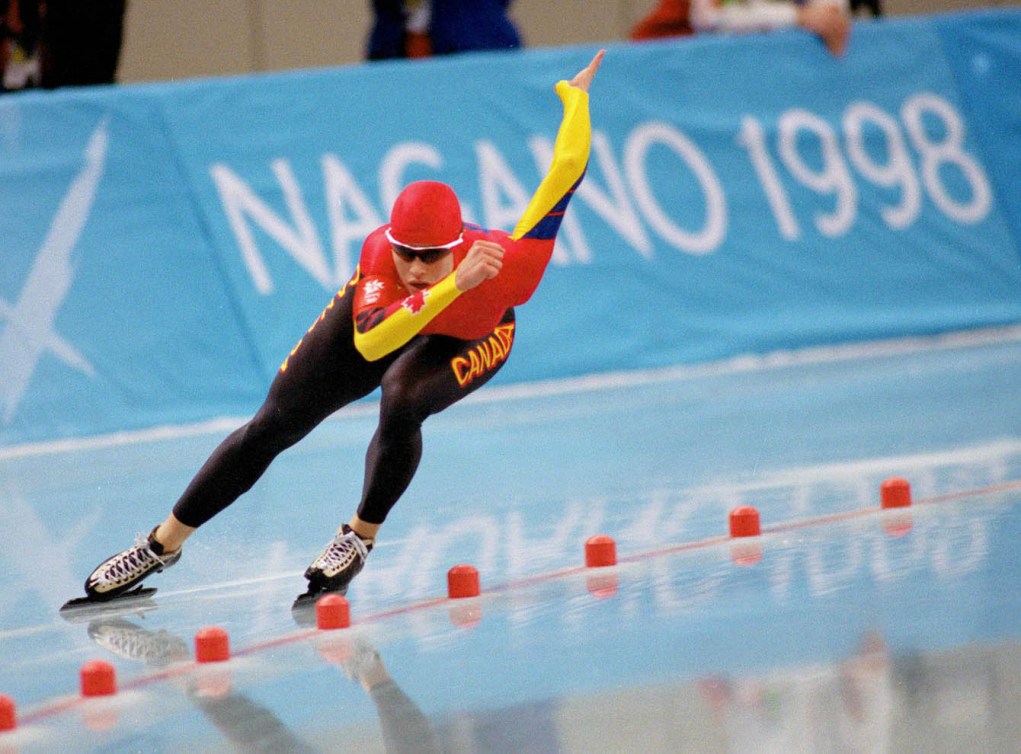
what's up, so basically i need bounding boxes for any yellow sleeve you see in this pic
[511,81,592,241]
[353,273,463,361]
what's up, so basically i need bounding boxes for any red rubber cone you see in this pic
[729,506,761,538]
[80,660,117,697]
[195,627,230,663]
[0,694,16,731]
[585,535,617,568]
[447,564,480,599]
[316,594,351,630]
[881,477,911,508]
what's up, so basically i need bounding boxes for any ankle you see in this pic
[346,516,381,543]
[148,527,181,556]
[343,524,375,547]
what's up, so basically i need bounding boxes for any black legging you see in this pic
[172,287,515,528]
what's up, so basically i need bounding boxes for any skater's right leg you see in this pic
[84,286,389,599]
[84,525,183,600]
[82,396,319,601]
[81,392,324,601]
[172,287,389,529]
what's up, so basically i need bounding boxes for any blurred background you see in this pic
[3,2,1021,751]
[110,0,1021,84]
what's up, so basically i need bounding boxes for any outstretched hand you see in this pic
[451,51,602,293]
[568,49,605,92]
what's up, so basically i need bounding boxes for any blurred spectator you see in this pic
[368,0,522,60]
[1,0,41,90]
[849,0,881,16]
[692,0,851,56]
[631,0,852,57]
[630,0,694,40]
[40,0,126,88]
[1,0,125,93]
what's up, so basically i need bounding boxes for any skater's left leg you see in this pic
[85,288,388,600]
[357,308,517,529]
[304,310,516,594]
[169,288,389,536]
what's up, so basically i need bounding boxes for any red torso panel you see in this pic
[354,224,552,340]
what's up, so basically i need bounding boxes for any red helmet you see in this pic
[385,180,464,250]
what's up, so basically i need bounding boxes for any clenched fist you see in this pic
[455,240,505,291]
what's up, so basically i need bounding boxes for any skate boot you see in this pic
[84,527,181,601]
[304,524,373,595]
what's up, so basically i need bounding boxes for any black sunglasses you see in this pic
[391,245,453,264]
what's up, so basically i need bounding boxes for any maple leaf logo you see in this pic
[402,289,428,314]
[362,279,385,304]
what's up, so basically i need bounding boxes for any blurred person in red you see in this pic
[631,0,851,57]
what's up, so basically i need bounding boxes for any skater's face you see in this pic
[391,245,454,292]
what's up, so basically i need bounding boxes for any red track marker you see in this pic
[0,694,16,731]
[195,627,230,663]
[316,594,351,630]
[80,660,117,697]
[881,477,912,508]
[585,535,617,567]
[729,506,761,537]
[447,564,480,599]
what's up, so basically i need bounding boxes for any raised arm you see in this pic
[511,50,603,241]
[353,51,605,361]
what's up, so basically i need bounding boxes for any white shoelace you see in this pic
[101,533,166,583]
[313,530,369,575]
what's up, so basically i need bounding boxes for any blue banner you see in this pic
[1,10,1020,445]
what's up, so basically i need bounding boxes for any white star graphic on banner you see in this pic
[0,118,108,423]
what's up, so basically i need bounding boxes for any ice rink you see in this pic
[3,329,1021,752]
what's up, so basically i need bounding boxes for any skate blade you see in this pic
[291,585,348,625]
[60,586,158,623]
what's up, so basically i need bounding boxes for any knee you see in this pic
[378,371,430,430]
[242,404,307,454]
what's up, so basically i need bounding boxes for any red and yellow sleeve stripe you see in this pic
[353,273,463,361]
[511,81,591,241]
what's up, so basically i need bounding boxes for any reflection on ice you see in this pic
[5,491,1021,752]
[4,336,1021,750]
